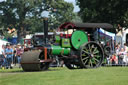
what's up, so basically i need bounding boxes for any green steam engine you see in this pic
[21,19,113,71]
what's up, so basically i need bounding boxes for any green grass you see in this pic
[0,67,128,85]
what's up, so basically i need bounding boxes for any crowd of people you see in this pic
[109,43,128,66]
[0,44,24,69]
[1,42,128,69]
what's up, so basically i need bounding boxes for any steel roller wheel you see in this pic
[21,62,50,71]
[79,42,104,68]
[21,50,50,71]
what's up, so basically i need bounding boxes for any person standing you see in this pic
[2,45,6,69]
[0,45,6,69]
[119,48,126,65]
[123,43,128,65]
[5,44,13,69]
[16,45,24,68]
[13,45,17,66]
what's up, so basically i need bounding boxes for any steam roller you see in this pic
[21,19,104,71]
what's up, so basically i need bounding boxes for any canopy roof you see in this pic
[0,39,9,46]
[58,22,115,33]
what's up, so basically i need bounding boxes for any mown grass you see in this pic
[0,67,128,85]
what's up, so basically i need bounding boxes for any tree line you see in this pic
[0,0,75,42]
[76,0,128,30]
[1,0,128,42]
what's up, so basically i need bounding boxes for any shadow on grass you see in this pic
[0,69,24,74]
[0,67,65,73]
[23,67,65,72]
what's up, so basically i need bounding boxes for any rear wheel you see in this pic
[79,42,104,68]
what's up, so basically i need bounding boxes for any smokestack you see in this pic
[43,18,48,44]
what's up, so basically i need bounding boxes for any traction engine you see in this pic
[21,19,104,71]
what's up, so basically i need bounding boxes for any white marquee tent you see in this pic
[0,39,9,50]
[0,39,9,45]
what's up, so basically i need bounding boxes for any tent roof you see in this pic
[0,39,9,45]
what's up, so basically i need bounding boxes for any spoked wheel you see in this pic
[79,42,104,68]
[104,45,111,57]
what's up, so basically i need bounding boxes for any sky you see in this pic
[0,0,2,1]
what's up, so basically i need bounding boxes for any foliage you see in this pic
[0,67,128,85]
[2,31,13,39]
[76,0,128,28]
[72,13,82,22]
[0,0,75,42]
[0,0,47,41]
[48,0,75,29]
[123,11,128,27]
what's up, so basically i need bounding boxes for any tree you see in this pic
[76,0,128,28]
[0,0,75,43]
[72,13,82,22]
[0,0,48,42]
[123,11,128,27]
[48,0,75,29]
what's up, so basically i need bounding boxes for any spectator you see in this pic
[123,43,128,65]
[2,45,6,69]
[115,44,120,64]
[12,45,17,66]
[5,44,13,69]
[110,54,118,65]
[10,44,14,66]
[16,45,24,68]
[0,45,6,69]
[123,43,128,52]
[118,48,126,65]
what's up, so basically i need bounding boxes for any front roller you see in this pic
[21,50,50,71]
[79,42,104,68]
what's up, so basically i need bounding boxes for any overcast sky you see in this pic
[0,0,2,1]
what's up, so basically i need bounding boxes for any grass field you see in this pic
[0,67,128,85]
